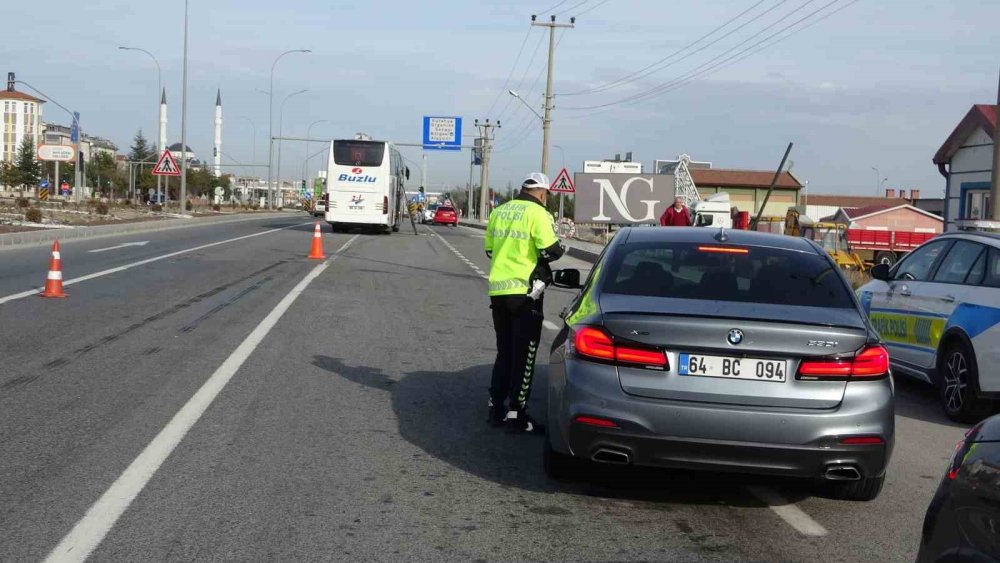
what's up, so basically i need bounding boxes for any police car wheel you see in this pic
[939,341,992,423]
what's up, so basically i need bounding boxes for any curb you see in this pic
[460,221,602,264]
[0,212,294,250]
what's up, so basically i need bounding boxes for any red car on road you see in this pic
[433,206,458,226]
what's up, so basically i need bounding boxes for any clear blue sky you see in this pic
[6,0,999,195]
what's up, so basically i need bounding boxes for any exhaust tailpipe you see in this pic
[825,465,862,481]
[591,448,631,465]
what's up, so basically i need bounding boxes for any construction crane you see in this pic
[671,154,734,228]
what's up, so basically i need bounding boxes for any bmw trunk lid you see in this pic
[599,298,869,410]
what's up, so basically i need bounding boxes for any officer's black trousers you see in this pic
[490,294,544,412]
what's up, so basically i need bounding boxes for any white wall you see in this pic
[1,99,42,163]
[946,127,993,228]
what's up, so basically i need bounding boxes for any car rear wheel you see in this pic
[939,341,992,423]
[823,473,885,501]
[543,436,580,480]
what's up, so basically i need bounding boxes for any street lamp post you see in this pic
[13,80,82,202]
[118,46,161,202]
[180,0,190,214]
[267,49,311,210]
[275,89,307,208]
[236,116,257,203]
[302,119,328,187]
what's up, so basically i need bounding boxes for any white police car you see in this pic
[858,231,1000,421]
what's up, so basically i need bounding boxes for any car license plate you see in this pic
[678,353,787,382]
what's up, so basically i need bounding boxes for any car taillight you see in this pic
[383,195,389,214]
[840,436,884,445]
[322,193,329,205]
[797,345,889,380]
[574,415,618,429]
[573,326,668,370]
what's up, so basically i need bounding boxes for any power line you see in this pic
[537,0,572,14]
[484,25,533,116]
[563,0,834,110]
[573,0,613,17]
[495,29,548,122]
[561,0,776,96]
[567,0,857,116]
[553,0,592,17]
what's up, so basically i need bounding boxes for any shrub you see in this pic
[151,203,163,212]
[185,200,193,211]
[95,202,110,215]
[16,197,29,209]
[251,203,260,210]
[212,204,221,212]
[24,207,42,223]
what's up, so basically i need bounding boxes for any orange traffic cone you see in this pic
[40,240,68,298]
[307,222,325,259]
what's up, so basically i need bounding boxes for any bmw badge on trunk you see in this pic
[727,329,744,346]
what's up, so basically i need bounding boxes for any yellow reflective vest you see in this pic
[484,196,559,296]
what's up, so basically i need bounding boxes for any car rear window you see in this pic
[438,207,454,212]
[333,140,385,167]
[603,242,856,308]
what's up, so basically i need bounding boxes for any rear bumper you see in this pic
[548,352,895,479]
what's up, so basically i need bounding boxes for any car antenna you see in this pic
[718,225,729,242]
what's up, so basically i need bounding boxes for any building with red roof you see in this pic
[933,104,996,230]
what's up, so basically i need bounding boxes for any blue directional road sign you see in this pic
[422,116,462,151]
[40,180,50,189]
[71,112,80,143]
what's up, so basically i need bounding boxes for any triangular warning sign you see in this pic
[152,149,181,177]
[550,168,575,193]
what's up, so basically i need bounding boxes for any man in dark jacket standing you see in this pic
[660,196,693,226]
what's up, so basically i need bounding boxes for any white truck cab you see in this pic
[691,193,733,229]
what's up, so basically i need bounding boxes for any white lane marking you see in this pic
[86,241,150,253]
[44,234,360,563]
[0,222,313,306]
[746,486,828,537]
[426,226,488,281]
[543,320,559,331]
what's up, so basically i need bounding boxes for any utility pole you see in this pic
[991,68,1000,222]
[532,14,574,177]
[179,0,189,214]
[475,119,499,221]
[422,152,428,193]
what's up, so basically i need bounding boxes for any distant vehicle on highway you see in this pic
[918,414,1000,561]
[312,199,326,217]
[858,231,1000,422]
[433,206,458,226]
[423,204,439,223]
[547,226,893,501]
[323,134,408,233]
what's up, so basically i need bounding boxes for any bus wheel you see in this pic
[875,251,896,267]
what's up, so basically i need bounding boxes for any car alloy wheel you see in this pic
[943,350,968,415]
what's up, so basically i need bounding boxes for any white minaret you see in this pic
[213,89,222,177]
[158,88,168,200]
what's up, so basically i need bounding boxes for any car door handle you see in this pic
[898,285,911,297]
[941,294,956,303]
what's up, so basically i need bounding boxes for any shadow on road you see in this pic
[311,355,817,509]
[892,374,975,430]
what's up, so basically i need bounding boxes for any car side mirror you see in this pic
[552,269,582,289]
[870,263,890,281]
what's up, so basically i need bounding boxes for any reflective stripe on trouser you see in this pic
[489,295,544,411]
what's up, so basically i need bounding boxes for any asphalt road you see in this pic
[0,216,970,561]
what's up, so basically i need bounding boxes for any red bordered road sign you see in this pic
[152,149,181,176]
[550,168,575,194]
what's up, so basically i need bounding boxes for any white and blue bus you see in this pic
[324,134,408,233]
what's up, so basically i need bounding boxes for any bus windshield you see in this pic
[334,140,385,167]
